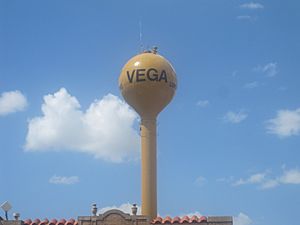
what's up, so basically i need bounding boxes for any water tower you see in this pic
[119,48,177,220]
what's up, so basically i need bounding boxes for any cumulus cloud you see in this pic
[49,175,79,185]
[98,203,141,215]
[196,100,209,108]
[240,2,264,10]
[279,169,300,184]
[267,108,300,137]
[25,88,139,163]
[0,90,28,116]
[255,62,278,77]
[233,168,300,189]
[234,213,252,225]
[266,108,300,138]
[223,111,248,123]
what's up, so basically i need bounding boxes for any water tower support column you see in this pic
[140,118,157,220]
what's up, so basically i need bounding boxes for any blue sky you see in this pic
[1,1,300,225]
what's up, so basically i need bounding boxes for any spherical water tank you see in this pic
[119,51,177,119]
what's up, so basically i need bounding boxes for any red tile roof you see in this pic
[152,216,207,224]
[23,215,207,225]
[24,219,77,225]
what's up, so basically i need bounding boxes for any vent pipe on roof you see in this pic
[91,204,97,216]
[13,213,20,221]
[131,204,138,215]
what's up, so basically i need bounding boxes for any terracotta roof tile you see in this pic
[48,219,57,225]
[151,216,207,224]
[153,217,163,224]
[172,217,180,224]
[66,219,75,225]
[162,216,172,224]
[24,220,32,224]
[24,219,77,225]
[57,219,66,225]
[32,219,41,225]
[39,219,49,225]
[24,215,207,225]
[190,216,198,223]
[181,216,190,224]
[198,216,207,223]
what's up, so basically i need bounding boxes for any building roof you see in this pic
[23,219,78,225]
[151,216,207,224]
[22,215,208,225]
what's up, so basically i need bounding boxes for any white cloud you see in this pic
[25,88,139,163]
[98,203,141,215]
[196,100,209,108]
[262,63,278,77]
[233,168,300,189]
[246,173,265,183]
[223,111,248,123]
[195,176,207,186]
[234,213,252,225]
[279,169,300,184]
[49,175,79,185]
[255,62,278,77]
[266,108,300,138]
[240,2,264,10]
[244,81,259,89]
[233,172,266,186]
[260,179,279,189]
[0,90,28,116]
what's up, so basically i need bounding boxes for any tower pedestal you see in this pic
[140,118,157,220]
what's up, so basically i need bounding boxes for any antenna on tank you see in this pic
[139,20,144,53]
[151,46,158,54]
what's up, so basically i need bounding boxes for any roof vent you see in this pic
[131,204,138,215]
[91,204,97,216]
